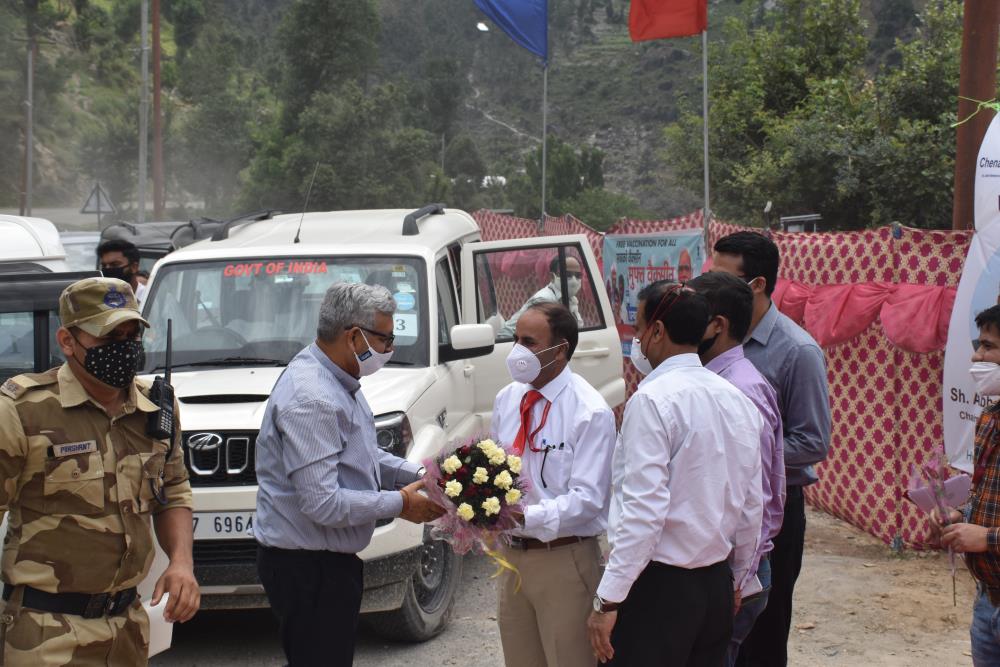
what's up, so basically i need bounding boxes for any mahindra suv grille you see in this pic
[183,431,258,487]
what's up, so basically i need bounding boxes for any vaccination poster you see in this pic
[602,230,705,355]
[944,114,1000,471]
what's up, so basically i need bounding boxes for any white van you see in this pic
[0,215,70,274]
[139,205,625,640]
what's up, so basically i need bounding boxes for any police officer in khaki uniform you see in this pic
[0,277,198,666]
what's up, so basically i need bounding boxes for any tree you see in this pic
[663,0,962,230]
[240,82,439,211]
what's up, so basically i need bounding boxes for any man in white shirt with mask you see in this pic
[492,302,616,667]
[588,281,763,666]
[499,256,585,339]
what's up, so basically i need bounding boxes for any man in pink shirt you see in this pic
[688,271,785,665]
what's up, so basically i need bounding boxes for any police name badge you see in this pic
[51,440,98,458]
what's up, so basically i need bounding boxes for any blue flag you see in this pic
[474,0,548,62]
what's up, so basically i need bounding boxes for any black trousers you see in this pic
[734,484,806,667]
[608,559,733,667]
[257,545,364,667]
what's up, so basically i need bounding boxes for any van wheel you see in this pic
[366,538,463,642]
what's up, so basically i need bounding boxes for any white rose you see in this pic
[472,467,489,484]
[493,470,513,490]
[442,455,462,475]
[444,480,463,498]
[507,455,522,474]
[482,497,501,516]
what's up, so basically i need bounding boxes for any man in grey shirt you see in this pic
[712,232,831,667]
[255,282,444,667]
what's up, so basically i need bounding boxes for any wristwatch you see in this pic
[417,466,427,479]
[592,594,619,614]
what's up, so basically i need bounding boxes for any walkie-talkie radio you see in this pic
[147,319,175,440]
[147,319,175,505]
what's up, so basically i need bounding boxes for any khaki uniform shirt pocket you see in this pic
[137,451,167,514]
[42,451,105,515]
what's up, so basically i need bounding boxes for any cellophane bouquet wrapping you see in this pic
[422,438,527,554]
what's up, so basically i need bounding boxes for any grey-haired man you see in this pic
[254,282,444,667]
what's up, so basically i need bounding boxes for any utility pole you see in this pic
[19,10,36,217]
[138,0,149,223]
[152,0,164,219]
[952,1,1000,230]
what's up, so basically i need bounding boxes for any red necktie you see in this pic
[513,390,545,455]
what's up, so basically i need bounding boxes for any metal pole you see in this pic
[540,61,548,232]
[152,0,164,219]
[25,39,34,216]
[138,0,149,224]
[952,2,1000,230]
[96,183,102,230]
[701,29,710,235]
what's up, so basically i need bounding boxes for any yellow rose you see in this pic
[488,449,507,466]
[472,467,489,484]
[507,455,522,474]
[493,470,513,490]
[505,489,522,505]
[457,503,475,521]
[481,496,501,516]
[444,480,463,498]
[441,455,462,475]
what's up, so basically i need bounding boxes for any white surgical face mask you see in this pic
[506,342,566,384]
[630,336,653,376]
[971,361,1000,396]
[354,330,393,377]
[566,275,582,297]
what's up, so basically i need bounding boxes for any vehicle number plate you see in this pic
[193,512,254,540]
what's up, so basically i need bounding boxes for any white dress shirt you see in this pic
[597,353,764,604]
[491,366,616,543]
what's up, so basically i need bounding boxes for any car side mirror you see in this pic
[439,324,495,362]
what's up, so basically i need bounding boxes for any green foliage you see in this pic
[276,0,379,128]
[241,82,439,211]
[508,136,639,227]
[664,0,963,230]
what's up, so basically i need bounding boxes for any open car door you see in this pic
[460,234,624,430]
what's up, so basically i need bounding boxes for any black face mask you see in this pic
[697,334,719,357]
[72,334,143,389]
[101,266,132,283]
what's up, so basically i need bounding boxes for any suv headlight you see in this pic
[374,412,412,459]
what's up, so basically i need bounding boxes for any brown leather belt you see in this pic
[508,535,593,550]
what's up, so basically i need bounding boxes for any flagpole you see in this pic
[540,60,548,232]
[701,29,710,239]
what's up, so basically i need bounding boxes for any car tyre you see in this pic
[366,538,463,642]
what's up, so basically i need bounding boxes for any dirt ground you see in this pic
[788,506,975,666]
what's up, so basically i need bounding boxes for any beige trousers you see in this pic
[497,537,601,667]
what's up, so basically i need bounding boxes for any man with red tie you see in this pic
[491,302,617,667]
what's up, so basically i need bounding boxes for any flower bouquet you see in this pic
[422,437,527,555]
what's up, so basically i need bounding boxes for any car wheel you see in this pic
[366,538,463,642]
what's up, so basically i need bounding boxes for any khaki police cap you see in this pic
[59,277,150,337]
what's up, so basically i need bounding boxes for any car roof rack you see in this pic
[211,209,282,242]
[401,203,446,236]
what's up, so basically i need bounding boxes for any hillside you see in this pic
[0,0,937,225]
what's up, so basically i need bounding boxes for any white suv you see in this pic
[139,205,624,639]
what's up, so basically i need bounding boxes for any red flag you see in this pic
[629,0,707,41]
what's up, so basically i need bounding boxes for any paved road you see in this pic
[151,554,504,666]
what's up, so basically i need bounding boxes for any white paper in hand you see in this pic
[144,593,174,657]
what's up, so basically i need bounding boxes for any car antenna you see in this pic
[293,162,320,244]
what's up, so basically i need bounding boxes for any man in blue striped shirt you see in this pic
[255,282,444,667]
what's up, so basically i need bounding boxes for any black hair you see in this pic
[713,231,780,296]
[976,305,1000,335]
[637,280,711,347]
[526,302,579,360]
[548,255,580,274]
[96,239,140,265]
[685,271,754,342]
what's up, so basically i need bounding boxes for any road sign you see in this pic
[81,183,116,228]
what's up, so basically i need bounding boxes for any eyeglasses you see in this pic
[347,325,395,347]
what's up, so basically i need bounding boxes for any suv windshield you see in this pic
[141,256,428,372]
